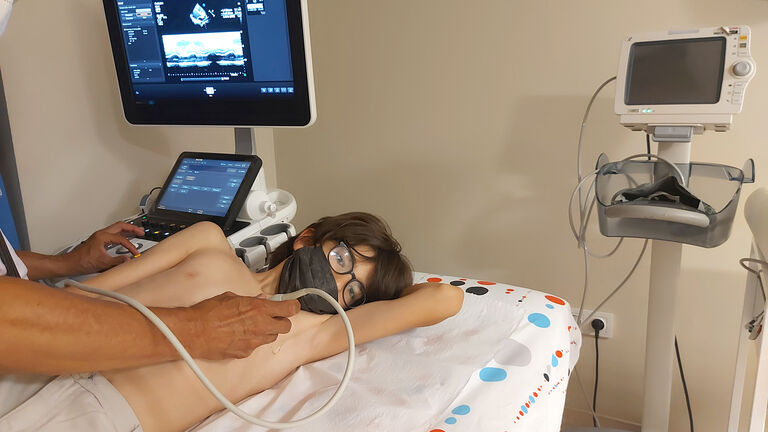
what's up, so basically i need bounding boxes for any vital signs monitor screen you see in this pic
[625,37,726,105]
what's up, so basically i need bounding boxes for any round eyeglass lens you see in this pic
[343,280,366,308]
[329,244,354,274]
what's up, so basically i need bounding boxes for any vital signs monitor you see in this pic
[102,0,316,126]
[615,26,755,133]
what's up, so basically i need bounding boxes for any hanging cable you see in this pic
[577,76,616,183]
[571,152,683,325]
[739,257,768,302]
[146,186,162,197]
[675,336,694,432]
[589,319,606,427]
[573,368,601,428]
[738,258,767,339]
[579,239,648,328]
[572,77,672,424]
[592,327,601,427]
[646,133,652,160]
[575,76,620,259]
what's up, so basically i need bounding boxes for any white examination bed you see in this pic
[191,273,582,431]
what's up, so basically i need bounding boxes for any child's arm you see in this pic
[296,282,464,364]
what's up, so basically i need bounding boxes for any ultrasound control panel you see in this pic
[130,215,190,242]
[127,214,249,242]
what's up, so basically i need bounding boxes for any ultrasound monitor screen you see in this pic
[104,0,313,125]
[625,37,726,105]
[156,158,251,217]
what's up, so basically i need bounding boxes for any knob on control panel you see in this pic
[732,61,752,77]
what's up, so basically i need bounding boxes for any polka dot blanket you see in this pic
[191,272,582,432]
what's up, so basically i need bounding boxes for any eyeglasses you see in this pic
[328,241,367,309]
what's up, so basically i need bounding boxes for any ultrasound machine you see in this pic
[58,0,315,275]
[55,4,363,426]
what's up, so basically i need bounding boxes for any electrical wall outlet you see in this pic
[572,309,614,338]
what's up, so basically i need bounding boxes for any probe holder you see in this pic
[595,155,754,248]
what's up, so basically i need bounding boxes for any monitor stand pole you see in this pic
[234,127,275,193]
[641,128,692,432]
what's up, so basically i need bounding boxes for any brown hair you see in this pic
[268,212,413,301]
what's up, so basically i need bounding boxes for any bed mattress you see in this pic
[191,272,581,431]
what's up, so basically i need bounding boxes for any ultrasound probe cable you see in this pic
[64,280,355,429]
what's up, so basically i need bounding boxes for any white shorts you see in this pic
[0,373,142,432]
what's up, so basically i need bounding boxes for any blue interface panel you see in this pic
[115,0,294,100]
[156,158,251,216]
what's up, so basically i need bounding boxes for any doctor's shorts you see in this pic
[0,373,142,432]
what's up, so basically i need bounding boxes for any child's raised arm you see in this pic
[296,282,464,364]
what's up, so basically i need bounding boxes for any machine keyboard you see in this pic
[129,215,188,242]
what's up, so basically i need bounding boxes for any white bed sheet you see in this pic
[190,273,581,432]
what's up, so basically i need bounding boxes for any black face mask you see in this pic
[277,246,340,314]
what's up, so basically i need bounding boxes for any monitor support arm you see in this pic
[234,127,276,193]
[642,129,691,432]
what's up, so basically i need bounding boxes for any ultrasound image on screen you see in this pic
[155,0,250,82]
[155,0,244,33]
[625,37,726,105]
[163,32,245,68]
[111,0,300,112]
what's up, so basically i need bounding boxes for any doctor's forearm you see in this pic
[0,277,189,375]
[16,251,73,280]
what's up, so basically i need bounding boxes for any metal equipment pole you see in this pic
[641,141,691,431]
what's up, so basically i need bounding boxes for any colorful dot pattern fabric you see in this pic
[419,273,581,431]
[191,272,581,432]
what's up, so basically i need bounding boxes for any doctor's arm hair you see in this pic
[0,276,193,374]
[296,282,464,364]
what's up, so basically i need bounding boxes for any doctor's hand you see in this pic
[65,221,145,275]
[177,292,301,360]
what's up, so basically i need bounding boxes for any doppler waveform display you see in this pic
[163,32,245,68]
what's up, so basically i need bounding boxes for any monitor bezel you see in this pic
[614,27,755,123]
[103,0,315,126]
[153,152,261,229]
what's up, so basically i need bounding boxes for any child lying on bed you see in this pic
[0,212,463,432]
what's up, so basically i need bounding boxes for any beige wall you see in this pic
[0,0,275,254]
[3,0,767,429]
[275,0,768,430]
